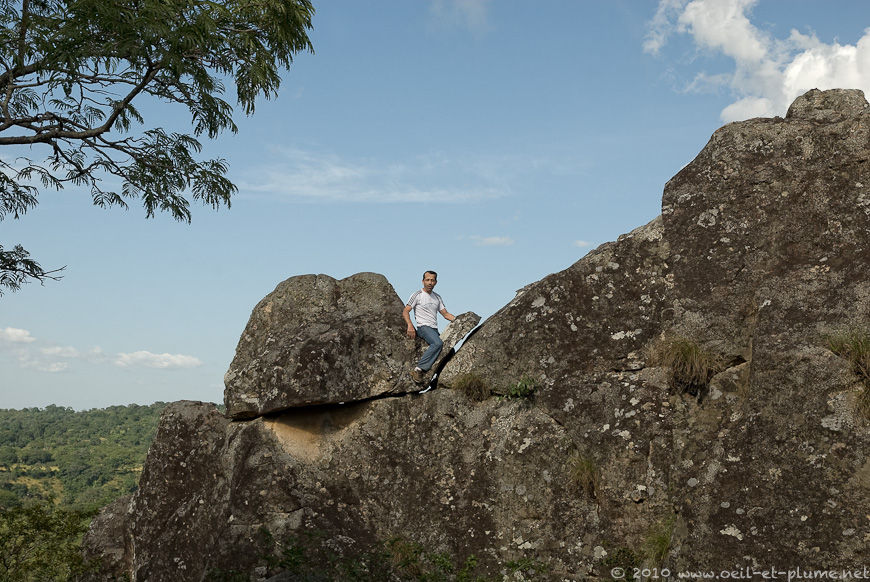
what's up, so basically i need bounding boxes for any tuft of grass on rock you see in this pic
[385,537,426,578]
[567,452,600,500]
[647,335,724,396]
[826,328,870,419]
[453,373,491,402]
[643,515,675,566]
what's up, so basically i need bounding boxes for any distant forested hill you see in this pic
[0,403,168,511]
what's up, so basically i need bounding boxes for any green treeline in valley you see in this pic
[0,403,167,580]
[0,402,167,511]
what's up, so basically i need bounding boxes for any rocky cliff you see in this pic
[84,89,870,581]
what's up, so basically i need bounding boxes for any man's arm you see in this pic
[402,305,417,338]
[440,308,456,322]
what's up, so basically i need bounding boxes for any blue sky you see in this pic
[3,0,870,409]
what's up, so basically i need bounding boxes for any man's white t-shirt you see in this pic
[406,289,445,329]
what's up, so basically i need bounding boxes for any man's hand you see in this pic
[441,308,456,322]
[402,305,417,338]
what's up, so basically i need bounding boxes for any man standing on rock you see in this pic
[403,270,455,384]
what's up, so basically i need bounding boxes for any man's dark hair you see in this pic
[423,270,438,279]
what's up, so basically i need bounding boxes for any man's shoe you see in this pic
[410,368,424,384]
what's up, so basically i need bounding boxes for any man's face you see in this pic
[422,273,437,292]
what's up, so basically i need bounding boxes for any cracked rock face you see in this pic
[224,272,418,417]
[86,90,870,580]
[89,397,581,581]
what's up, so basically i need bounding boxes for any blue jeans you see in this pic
[415,325,443,371]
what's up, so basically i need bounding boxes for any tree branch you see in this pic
[0,64,160,146]
[0,0,315,296]
[17,0,30,69]
[0,62,46,90]
[0,243,65,296]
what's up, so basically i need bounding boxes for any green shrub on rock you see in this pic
[505,375,539,400]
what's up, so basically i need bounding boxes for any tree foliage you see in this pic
[0,502,97,581]
[0,402,166,510]
[0,403,166,580]
[0,0,314,294]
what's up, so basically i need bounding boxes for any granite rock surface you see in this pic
[85,90,870,581]
[224,272,417,417]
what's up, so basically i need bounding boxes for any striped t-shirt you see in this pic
[406,289,445,329]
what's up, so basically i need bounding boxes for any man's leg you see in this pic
[415,325,443,372]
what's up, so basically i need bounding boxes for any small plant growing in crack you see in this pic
[642,514,675,566]
[647,334,724,397]
[825,328,870,419]
[568,452,600,500]
[452,373,491,402]
[505,374,539,400]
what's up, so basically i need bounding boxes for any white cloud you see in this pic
[239,148,506,204]
[679,0,768,62]
[114,351,203,369]
[41,346,80,358]
[1,327,197,373]
[646,0,870,121]
[20,358,69,373]
[781,31,870,99]
[720,96,774,121]
[644,0,689,55]
[468,235,514,247]
[428,0,490,32]
[0,327,36,344]
[84,346,109,363]
[9,343,110,373]
[0,331,78,372]
[573,240,592,248]
[14,348,69,373]
[43,362,69,373]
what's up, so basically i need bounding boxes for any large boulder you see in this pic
[439,87,870,566]
[86,90,870,580]
[654,88,870,566]
[662,87,870,356]
[442,88,870,395]
[224,272,418,418]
